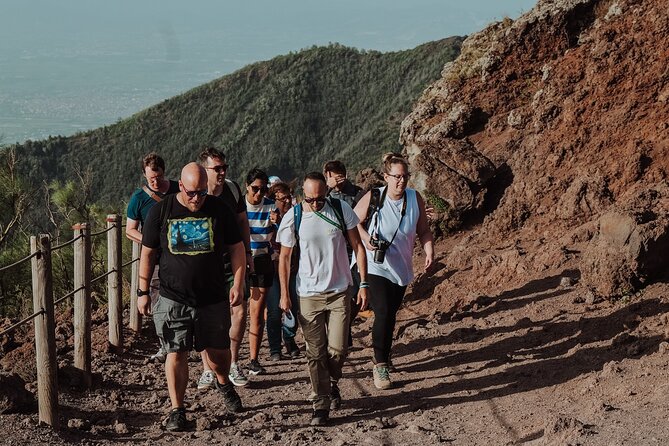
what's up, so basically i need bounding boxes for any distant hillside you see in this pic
[12,38,462,205]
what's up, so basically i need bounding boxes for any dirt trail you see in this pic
[3,249,669,445]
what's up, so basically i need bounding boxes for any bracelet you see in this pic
[359,282,370,289]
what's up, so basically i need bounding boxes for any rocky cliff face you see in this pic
[401,0,669,298]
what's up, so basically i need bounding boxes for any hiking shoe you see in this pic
[228,362,249,387]
[165,407,190,431]
[215,380,243,413]
[150,346,167,363]
[373,363,392,390]
[286,339,301,358]
[197,370,216,390]
[330,382,342,410]
[269,352,284,362]
[246,359,266,375]
[310,409,329,426]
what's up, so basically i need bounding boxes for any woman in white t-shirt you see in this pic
[353,152,434,390]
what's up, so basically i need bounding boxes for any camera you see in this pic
[370,237,391,264]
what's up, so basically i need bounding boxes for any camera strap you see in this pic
[372,190,407,246]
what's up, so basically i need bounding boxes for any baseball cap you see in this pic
[281,309,296,329]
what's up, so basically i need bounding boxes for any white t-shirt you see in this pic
[277,200,359,297]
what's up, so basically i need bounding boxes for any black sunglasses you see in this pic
[206,164,228,173]
[250,185,268,194]
[303,196,326,204]
[183,188,208,198]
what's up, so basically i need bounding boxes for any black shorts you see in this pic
[249,253,274,288]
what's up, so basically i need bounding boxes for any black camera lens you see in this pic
[373,248,386,264]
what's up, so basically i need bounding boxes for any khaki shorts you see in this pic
[152,296,231,352]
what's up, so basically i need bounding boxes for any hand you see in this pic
[424,254,434,272]
[137,295,152,316]
[425,206,435,221]
[364,236,376,251]
[356,287,369,312]
[246,252,255,273]
[270,209,280,225]
[279,293,292,313]
[229,284,243,307]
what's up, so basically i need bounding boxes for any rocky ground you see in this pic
[2,240,669,445]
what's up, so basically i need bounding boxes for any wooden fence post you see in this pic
[72,223,92,388]
[107,214,123,353]
[31,235,59,429]
[129,241,142,332]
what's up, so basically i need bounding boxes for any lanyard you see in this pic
[314,207,342,230]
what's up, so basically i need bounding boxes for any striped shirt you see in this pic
[246,197,278,256]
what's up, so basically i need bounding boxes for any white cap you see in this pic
[268,175,281,185]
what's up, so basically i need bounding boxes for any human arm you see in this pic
[125,218,142,244]
[347,227,368,311]
[416,192,435,272]
[353,190,375,251]
[278,245,293,312]
[227,241,246,307]
[137,245,157,316]
[235,210,254,273]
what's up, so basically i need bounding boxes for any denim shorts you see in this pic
[152,296,231,352]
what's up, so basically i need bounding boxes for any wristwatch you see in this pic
[137,289,151,297]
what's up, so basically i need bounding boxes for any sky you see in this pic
[0,0,537,143]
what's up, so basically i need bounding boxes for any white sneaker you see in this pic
[197,370,216,390]
[150,346,167,363]
[228,362,249,387]
[373,363,392,390]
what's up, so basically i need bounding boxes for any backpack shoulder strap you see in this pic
[159,194,175,231]
[142,185,162,202]
[328,197,351,247]
[365,187,386,229]
[225,179,242,205]
[293,203,303,243]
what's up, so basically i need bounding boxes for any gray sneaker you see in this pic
[228,362,249,387]
[197,370,216,390]
[373,363,392,390]
[150,346,167,363]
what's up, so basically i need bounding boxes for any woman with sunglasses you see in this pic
[244,168,279,375]
[353,152,434,390]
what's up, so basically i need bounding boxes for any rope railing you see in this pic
[122,257,140,268]
[51,234,83,251]
[0,308,45,337]
[90,225,116,237]
[91,269,116,285]
[53,286,85,307]
[0,250,40,273]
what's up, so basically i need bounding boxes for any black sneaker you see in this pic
[165,407,189,432]
[310,409,329,426]
[215,380,243,413]
[246,359,266,375]
[286,339,301,358]
[269,352,284,362]
[330,382,341,410]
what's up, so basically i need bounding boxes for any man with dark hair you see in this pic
[323,160,363,208]
[277,172,369,426]
[196,147,252,388]
[138,162,246,431]
[126,152,179,362]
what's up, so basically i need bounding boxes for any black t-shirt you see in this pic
[142,194,243,307]
[218,180,245,214]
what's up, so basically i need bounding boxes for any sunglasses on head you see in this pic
[303,196,326,204]
[206,164,228,173]
[250,185,268,194]
[183,188,208,198]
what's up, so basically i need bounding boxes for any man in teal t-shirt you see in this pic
[126,152,179,362]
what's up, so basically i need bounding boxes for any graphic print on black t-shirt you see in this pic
[167,217,214,255]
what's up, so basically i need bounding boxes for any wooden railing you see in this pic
[0,214,141,430]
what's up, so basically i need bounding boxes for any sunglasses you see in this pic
[303,196,326,204]
[275,194,292,203]
[250,185,268,194]
[183,187,208,198]
[386,173,411,181]
[206,164,228,173]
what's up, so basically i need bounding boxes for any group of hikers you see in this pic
[126,147,434,430]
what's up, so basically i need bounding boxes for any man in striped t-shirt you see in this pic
[244,168,279,375]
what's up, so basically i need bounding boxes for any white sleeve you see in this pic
[276,208,297,248]
[340,200,360,230]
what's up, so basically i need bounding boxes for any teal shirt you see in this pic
[127,180,179,226]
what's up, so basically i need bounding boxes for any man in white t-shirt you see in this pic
[277,172,369,426]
